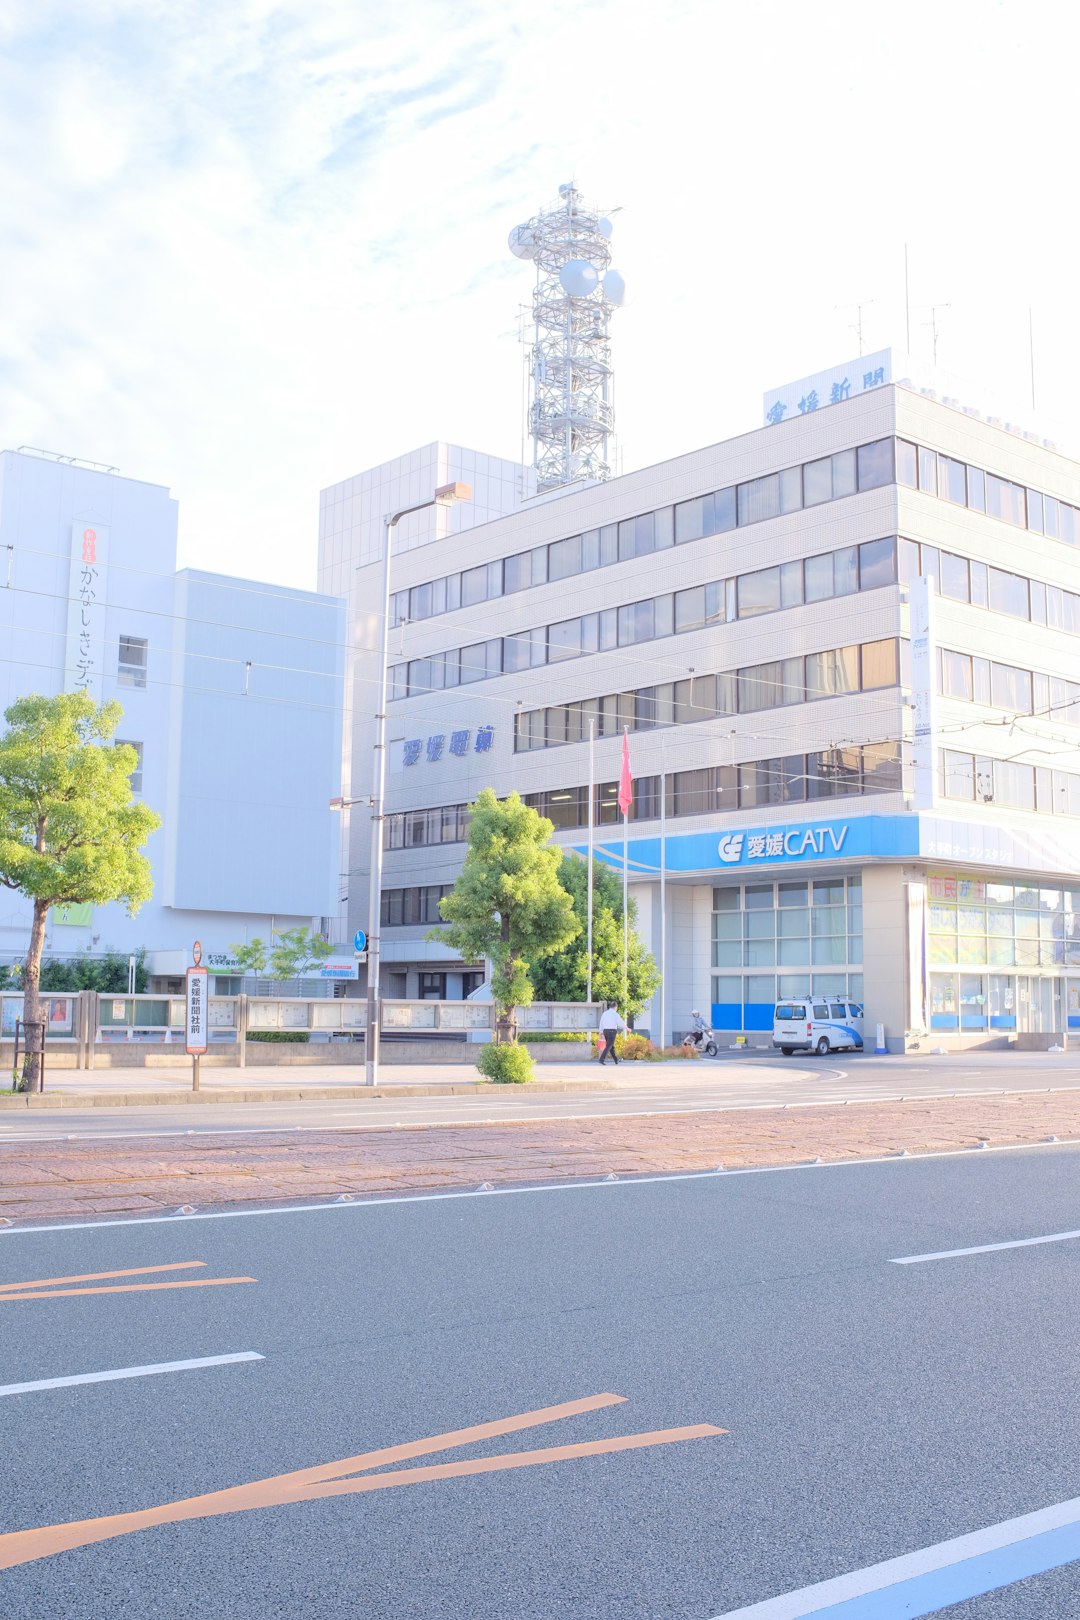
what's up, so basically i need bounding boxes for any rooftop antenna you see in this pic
[837,299,876,357]
[509,183,625,492]
[924,303,950,366]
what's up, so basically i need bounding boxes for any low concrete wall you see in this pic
[1,1039,594,1069]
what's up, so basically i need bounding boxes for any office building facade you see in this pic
[331,380,1080,1049]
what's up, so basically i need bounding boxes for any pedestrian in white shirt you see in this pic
[598,1003,624,1065]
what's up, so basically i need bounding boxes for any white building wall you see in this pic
[317,442,531,953]
[0,451,346,977]
[338,383,1080,1047]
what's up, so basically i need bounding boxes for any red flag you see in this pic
[617,729,633,817]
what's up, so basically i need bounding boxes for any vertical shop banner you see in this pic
[910,573,937,811]
[64,523,110,701]
[905,879,928,1034]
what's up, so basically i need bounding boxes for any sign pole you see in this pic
[185,941,209,1094]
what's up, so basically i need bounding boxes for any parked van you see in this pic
[773,997,864,1056]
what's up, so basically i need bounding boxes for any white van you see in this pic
[773,997,864,1056]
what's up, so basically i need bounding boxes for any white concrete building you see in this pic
[330,362,1080,1049]
[0,448,346,990]
[319,441,533,992]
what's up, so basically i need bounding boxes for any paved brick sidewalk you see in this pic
[2,1091,1079,1223]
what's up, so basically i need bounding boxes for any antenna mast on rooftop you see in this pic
[509,183,625,493]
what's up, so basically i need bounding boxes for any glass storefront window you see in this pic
[711,883,861,1029]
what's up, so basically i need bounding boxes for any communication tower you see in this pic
[509,183,625,493]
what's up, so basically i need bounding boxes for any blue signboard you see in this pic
[574,815,919,876]
[353,928,368,953]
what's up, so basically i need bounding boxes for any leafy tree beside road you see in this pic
[433,789,579,1045]
[0,693,160,1091]
[229,927,334,986]
[531,854,660,1023]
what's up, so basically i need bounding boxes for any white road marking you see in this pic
[891,1228,1080,1265]
[710,1492,1080,1617]
[0,1136,1076,1235]
[0,1351,263,1398]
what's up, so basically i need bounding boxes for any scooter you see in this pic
[682,1024,718,1057]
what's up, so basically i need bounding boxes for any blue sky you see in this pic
[2,0,1075,585]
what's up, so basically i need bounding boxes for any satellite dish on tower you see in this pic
[597,217,614,239]
[603,269,626,306]
[559,259,599,297]
[508,223,538,260]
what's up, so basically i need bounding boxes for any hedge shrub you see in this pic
[476,1041,535,1084]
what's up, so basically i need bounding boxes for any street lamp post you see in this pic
[362,482,471,1087]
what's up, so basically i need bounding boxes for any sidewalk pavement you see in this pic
[2,1090,1079,1223]
[0,1061,631,1107]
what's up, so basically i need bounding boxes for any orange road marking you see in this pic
[0,1278,256,1302]
[0,1262,206,1292]
[0,1394,726,1570]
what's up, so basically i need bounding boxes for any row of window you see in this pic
[514,638,900,752]
[898,439,1080,545]
[928,973,1080,1031]
[385,742,904,853]
[712,875,862,970]
[531,743,903,827]
[383,734,1080,863]
[390,536,899,698]
[903,538,1080,634]
[710,881,862,1026]
[941,751,1080,817]
[379,885,453,927]
[390,439,896,630]
[937,648,1080,725]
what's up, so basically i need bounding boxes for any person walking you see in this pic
[598,1003,625,1065]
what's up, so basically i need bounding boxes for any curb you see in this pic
[0,1078,618,1109]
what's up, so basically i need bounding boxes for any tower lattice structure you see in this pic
[509,184,625,493]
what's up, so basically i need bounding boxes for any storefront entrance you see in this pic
[1015,976,1063,1035]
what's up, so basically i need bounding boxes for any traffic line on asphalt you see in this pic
[0,1352,263,1398]
[710,1494,1080,1617]
[0,1391,725,1569]
[0,1260,256,1299]
[891,1228,1080,1265]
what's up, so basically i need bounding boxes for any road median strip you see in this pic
[3,1090,1080,1223]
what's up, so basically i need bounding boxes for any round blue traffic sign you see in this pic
[353,929,368,953]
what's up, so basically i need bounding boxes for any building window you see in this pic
[419,973,446,1000]
[116,740,143,794]
[117,636,148,689]
[380,885,452,926]
[711,876,863,1029]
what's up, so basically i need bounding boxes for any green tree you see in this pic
[229,927,333,985]
[35,949,148,994]
[0,693,160,1090]
[531,855,661,1022]
[431,789,579,1042]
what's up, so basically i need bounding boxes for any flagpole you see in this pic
[622,727,629,1018]
[659,742,667,1048]
[586,717,595,1006]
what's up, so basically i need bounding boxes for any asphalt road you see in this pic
[3,1145,1080,1615]
[2,1050,1078,1140]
